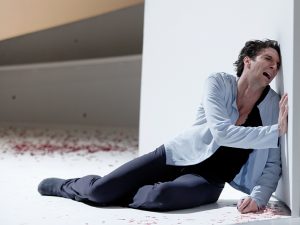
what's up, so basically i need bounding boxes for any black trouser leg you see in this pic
[59,145,181,205]
[129,173,224,211]
[42,145,224,211]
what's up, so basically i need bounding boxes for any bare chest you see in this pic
[236,98,257,125]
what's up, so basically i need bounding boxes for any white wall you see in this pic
[272,0,296,216]
[140,0,295,214]
[291,0,300,216]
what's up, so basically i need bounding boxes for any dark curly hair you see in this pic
[233,39,281,77]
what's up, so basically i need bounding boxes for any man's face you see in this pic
[247,48,281,85]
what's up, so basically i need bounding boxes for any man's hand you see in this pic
[237,196,259,214]
[278,93,288,136]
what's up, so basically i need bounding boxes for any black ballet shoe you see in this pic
[38,178,66,197]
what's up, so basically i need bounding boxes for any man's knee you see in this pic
[87,178,129,205]
[129,178,224,211]
[129,183,176,211]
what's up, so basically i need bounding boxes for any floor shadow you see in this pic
[81,199,238,214]
[89,199,291,217]
[163,199,237,214]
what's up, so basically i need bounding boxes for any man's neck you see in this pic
[237,73,265,100]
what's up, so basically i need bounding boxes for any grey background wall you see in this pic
[0,4,144,128]
[0,4,144,65]
[0,55,141,127]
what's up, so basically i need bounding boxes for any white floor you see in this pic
[0,124,291,225]
[238,217,300,225]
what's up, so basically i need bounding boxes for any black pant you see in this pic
[58,145,224,211]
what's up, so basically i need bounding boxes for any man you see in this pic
[38,39,288,213]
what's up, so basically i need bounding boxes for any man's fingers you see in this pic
[279,93,288,106]
[237,199,244,208]
[284,105,289,116]
[238,197,251,211]
[280,95,288,109]
[241,206,253,214]
[239,199,259,214]
[278,93,289,136]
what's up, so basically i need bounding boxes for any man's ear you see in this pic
[243,56,251,69]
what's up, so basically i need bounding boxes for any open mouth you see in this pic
[263,72,271,80]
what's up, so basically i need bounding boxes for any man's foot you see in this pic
[38,178,66,197]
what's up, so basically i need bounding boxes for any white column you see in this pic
[291,0,300,216]
[140,0,295,212]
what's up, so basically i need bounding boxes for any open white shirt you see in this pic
[164,72,281,208]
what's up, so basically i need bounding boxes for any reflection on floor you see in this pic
[0,124,291,225]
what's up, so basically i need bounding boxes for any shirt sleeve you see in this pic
[250,146,282,208]
[202,74,279,149]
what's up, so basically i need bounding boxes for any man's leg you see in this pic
[128,174,224,211]
[38,145,181,205]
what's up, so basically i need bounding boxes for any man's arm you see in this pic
[202,74,279,149]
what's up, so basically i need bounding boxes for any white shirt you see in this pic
[164,72,281,208]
